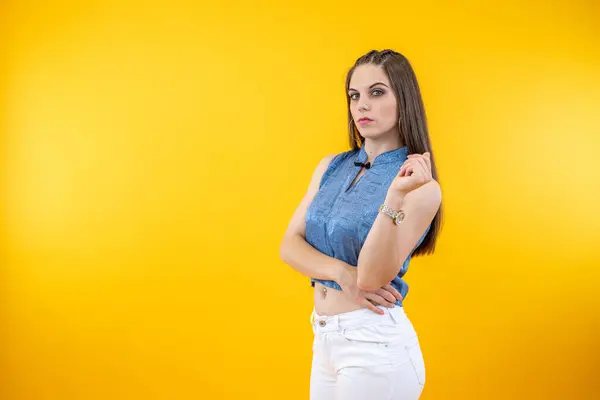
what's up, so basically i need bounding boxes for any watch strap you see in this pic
[379,203,405,224]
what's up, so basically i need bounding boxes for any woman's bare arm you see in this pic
[279,154,347,281]
[357,182,441,291]
[357,153,442,291]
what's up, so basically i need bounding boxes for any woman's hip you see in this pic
[310,305,425,386]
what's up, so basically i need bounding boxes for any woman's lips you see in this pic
[358,118,373,124]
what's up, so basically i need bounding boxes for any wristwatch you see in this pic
[379,203,405,225]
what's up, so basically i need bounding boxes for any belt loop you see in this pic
[389,309,398,325]
[340,327,348,342]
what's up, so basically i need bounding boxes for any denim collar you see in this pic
[357,145,408,166]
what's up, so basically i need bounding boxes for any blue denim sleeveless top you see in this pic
[305,145,430,306]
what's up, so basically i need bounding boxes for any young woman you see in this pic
[280,49,443,400]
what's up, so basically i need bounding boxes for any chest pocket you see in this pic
[365,182,381,195]
[358,169,387,198]
[363,181,383,195]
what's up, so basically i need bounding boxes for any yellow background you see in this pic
[2,1,599,399]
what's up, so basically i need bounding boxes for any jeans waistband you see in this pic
[310,306,406,332]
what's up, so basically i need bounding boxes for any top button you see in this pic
[319,320,326,327]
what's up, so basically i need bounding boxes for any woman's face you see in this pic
[348,64,399,140]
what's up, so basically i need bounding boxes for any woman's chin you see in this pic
[359,131,386,140]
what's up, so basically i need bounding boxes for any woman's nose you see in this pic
[358,101,371,111]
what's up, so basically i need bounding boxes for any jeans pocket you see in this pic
[406,340,426,386]
[341,324,391,347]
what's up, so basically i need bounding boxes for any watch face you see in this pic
[395,212,405,224]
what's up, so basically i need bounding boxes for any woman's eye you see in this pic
[349,89,383,100]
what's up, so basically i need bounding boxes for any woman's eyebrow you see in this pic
[348,82,389,92]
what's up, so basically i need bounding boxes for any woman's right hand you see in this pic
[336,263,403,315]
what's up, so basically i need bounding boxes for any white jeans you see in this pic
[309,305,426,400]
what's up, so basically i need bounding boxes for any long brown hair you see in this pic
[345,49,443,256]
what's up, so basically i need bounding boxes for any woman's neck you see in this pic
[362,135,404,164]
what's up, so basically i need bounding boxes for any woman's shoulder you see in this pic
[313,149,356,173]
[324,149,357,168]
[316,149,356,189]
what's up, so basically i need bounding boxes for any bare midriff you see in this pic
[313,281,363,316]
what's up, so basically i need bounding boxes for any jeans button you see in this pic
[319,320,326,327]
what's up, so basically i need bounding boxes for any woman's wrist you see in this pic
[331,260,349,282]
[384,191,406,210]
[332,261,359,289]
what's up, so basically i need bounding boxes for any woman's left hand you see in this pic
[388,152,433,197]
[362,284,403,308]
